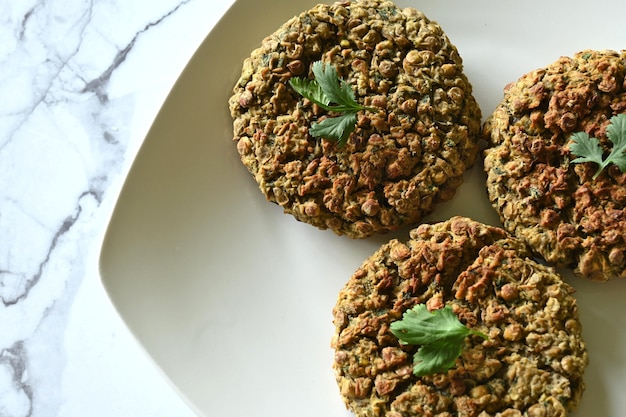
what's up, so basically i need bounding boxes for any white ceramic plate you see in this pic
[99,1,626,416]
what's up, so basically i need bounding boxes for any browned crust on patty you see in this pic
[483,49,626,280]
[332,217,587,417]
[229,0,482,238]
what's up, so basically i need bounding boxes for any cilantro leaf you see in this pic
[605,113,626,172]
[570,132,604,165]
[310,112,358,148]
[390,304,470,345]
[412,337,465,377]
[390,304,487,376]
[288,76,331,109]
[311,61,359,111]
[288,60,375,146]
[569,114,626,179]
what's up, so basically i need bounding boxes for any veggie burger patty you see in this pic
[483,49,626,281]
[229,0,482,238]
[332,217,588,417]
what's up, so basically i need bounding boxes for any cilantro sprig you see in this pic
[569,114,626,180]
[289,60,376,147]
[390,304,487,377]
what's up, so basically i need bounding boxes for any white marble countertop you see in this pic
[0,1,234,415]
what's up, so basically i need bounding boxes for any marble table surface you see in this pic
[0,1,234,415]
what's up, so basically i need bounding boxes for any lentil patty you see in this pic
[229,0,482,238]
[332,217,587,417]
[483,49,626,280]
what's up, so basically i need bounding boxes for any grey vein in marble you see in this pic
[0,342,32,416]
[0,1,196,415]
[83,0,191,103]
[1,0,189,311]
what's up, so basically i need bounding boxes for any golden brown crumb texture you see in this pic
[332,217,588,417]
[483,49,626,280]
[229,0,482,238]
